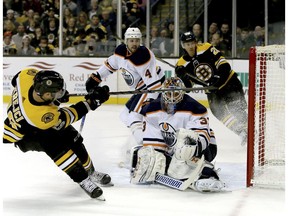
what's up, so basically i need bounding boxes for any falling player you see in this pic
[3,68,111,200]
[85,27,165,145]
[175,31,248,145]
[130,77,225,192]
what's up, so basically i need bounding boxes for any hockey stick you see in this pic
[68,86,217,97]
[74,115,86,142]
[113,34,210,87]
[155,155,205,191]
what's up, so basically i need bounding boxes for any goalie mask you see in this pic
[33,70,66,102]
[161,77,185,114]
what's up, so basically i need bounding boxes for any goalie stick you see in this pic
[68,86,217,97]
[155,155,205,191]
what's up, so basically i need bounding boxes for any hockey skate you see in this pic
[190,177,226,192]
[89,171,114,187]
[79,176,105,200]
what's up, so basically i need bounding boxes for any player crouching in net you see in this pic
[3,68,112,200]
[130,77,225,192]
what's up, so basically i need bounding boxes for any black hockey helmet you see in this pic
[33,70,65,98]
[180,31,196,43]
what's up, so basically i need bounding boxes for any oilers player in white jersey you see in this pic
[85,27,165,144]
[130,77,225,192]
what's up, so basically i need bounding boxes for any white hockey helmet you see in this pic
[124,27,142,44]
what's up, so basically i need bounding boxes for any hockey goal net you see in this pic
[247,45,285,189]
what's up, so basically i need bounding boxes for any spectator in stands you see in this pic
[63,7,74,29]
[4,9,19,28]
[22,9,35,28]
[150,26,162,56]
[3,31,17,55]
[76,11,89,31]
[236,28,254,58]
[18,35,36,56]
[46,18,59,42]
[64,17,79,43]
[192,23,203,43]
[26,19,37,39]
[62,37,77,56]
[253,25,265,46]
[41,7,59,34]
[211,33,231,57]
[85,15,107,42]
[12,24,27,53]
[220,22,232,52]
[99,0,113,14]
[30,27,43,48]
[166,20,175,39]
[3,20,17,35]
[208,22,219,42]
[122,0,141,31]
[35,36,55,55]
[88,0,101,20]
[100,10,115,40]
[63,0,78,16]
[159,29,174,57]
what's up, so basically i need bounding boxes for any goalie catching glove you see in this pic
[85,85,110,110]
[174,128,203,162]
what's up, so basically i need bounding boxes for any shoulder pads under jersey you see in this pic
[196,42,212,55]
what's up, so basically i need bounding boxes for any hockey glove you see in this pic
[85,72,102,92]
[85,86,110,110]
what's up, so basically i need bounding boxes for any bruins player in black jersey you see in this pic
[175,31,247,146]
[3,68,111,200]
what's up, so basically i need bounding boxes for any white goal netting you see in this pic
[247,45,285,189]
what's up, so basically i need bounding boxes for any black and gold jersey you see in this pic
[176,43,235,90]
[3,68,89,143]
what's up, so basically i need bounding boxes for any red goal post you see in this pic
[247,45,285,189]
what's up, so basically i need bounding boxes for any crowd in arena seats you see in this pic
[3,0,148,56]
[3,0,282,58]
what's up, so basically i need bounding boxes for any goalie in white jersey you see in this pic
[86,27,165,144]
[130,77,226,192]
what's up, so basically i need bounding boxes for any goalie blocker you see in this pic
[130,129,225,192]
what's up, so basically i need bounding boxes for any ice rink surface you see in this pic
[1,104,287,216]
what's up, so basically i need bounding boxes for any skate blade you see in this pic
[96,195,106,201]
[100,182,114,187]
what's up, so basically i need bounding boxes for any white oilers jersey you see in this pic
[142,94,216,155]
[96,44,165,100]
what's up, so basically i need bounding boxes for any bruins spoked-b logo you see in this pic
[195,63,213,81]
[46,79,53,86]
[41,112,54,123]
[159,122,177,147]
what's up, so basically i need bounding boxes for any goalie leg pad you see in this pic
[131,146,166,184]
